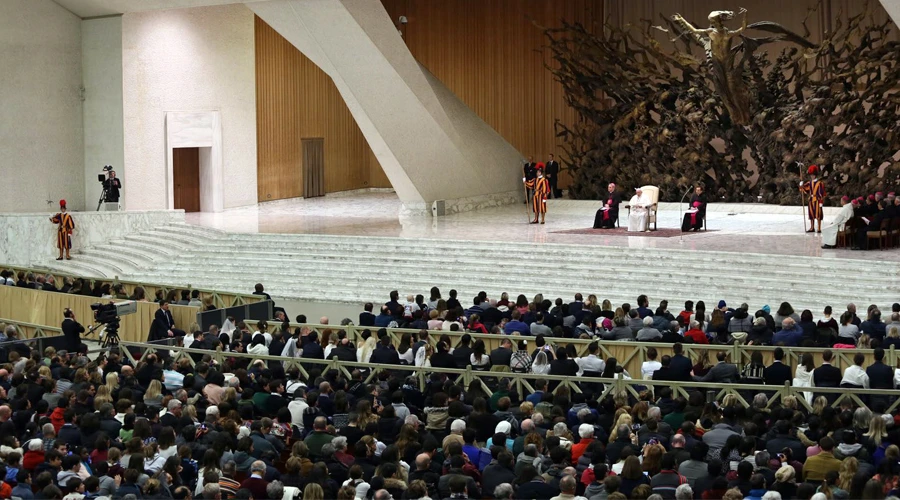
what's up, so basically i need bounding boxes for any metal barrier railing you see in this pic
[118,340,900,414]
[1,264,262,309]
[264,323,895,383]
[0,318,63,340]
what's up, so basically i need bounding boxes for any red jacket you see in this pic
[685,328,708,344]
[50,407,66,433]
[571,438,593,462]
[23,450,44,471]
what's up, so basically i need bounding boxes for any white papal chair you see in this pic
[626,185,660,231]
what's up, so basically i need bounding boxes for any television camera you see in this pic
[89,300,136,348]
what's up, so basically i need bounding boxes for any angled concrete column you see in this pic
[881,0,900,27]
[247,0,524,215]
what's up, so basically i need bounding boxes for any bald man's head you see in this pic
[521,419,534,433]
[415,453,431,470]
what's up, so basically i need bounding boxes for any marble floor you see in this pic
[185,192,900,262]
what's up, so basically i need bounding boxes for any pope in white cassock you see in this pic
[821,196,856,249]
[628,188,651,232]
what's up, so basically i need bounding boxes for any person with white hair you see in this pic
[571,424,596,461]
[443,419,466,450]
[628,187,651,232]
[636,316,662,341]
[675,484,694,500]
[762,492,783,500]
[494,483,514,500]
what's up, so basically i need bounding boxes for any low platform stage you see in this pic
[184,191,887,261]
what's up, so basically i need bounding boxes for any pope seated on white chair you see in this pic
[628,188,651,232]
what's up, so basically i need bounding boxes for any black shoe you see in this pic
[821,244,835,249]
[56,257,62,261]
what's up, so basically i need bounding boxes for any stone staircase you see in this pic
[35,223,900,314]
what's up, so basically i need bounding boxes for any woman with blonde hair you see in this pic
[143,380,164,408]
[303,484,325,500]
[586,294,599,310]
[863,416,888,450]
[811,396,828,416]
[837,456,858,493]
[93,385,113,410]
[358,336,377,364]
[692,350,713,377]
[608,414,633,443]
[104,372,119,394]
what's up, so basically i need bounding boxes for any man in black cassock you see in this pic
[593,182,622,228]
[681,185,707,232]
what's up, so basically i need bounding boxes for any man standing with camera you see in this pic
[103,169,122,203]
[61,308,86,354]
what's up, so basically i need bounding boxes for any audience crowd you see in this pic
[5,280,900,500]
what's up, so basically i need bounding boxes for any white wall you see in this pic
[122,4,258,210]
[82,16,125,211]
[0,0,84,212]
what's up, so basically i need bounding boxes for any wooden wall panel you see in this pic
[255,17,390,202]
[381,0,605,187]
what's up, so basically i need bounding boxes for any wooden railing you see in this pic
[119,340,900,413]
[0,317,62,339]
[0,285,197,343]
[1,265,262,309]
[264,323,894,382]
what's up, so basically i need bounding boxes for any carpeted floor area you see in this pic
[551,227,717,238]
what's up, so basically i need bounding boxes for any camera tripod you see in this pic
[96,186,111,211]
[86,321,121,349]
[100,319,121,348]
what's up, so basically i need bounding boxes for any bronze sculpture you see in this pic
[545,4,900,204]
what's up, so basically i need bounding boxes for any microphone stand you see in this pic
[679,185,693,243]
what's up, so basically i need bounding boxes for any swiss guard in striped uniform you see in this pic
[50,200,75,260]
[799,165,826,233]
[524,165,551,224]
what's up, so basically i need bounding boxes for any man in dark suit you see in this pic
[523,157,537,203]
[694,352,739,383]
[867,347,894,407]
[763,347,792,387]
[669,343,693,381]
[160,400,182,428]
[545,154,561,198]
[42,275,58,292]
[490,338,514,367]
[652,355,677,381]
[359,303,376,327]
[813,350,842,403]
[148,301,184,341]
[369,336,400,365]
[61,308,86,354]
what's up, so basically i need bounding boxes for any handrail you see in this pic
[1,264,262,309]
[118,340,900,414]
[267,323,896,379]
[0,317,63,339]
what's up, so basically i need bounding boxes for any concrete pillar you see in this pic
[82,16,125,211]
[248,0,524,215]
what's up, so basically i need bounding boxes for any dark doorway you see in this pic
[303,138,325,198]
[173,147,201,212]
